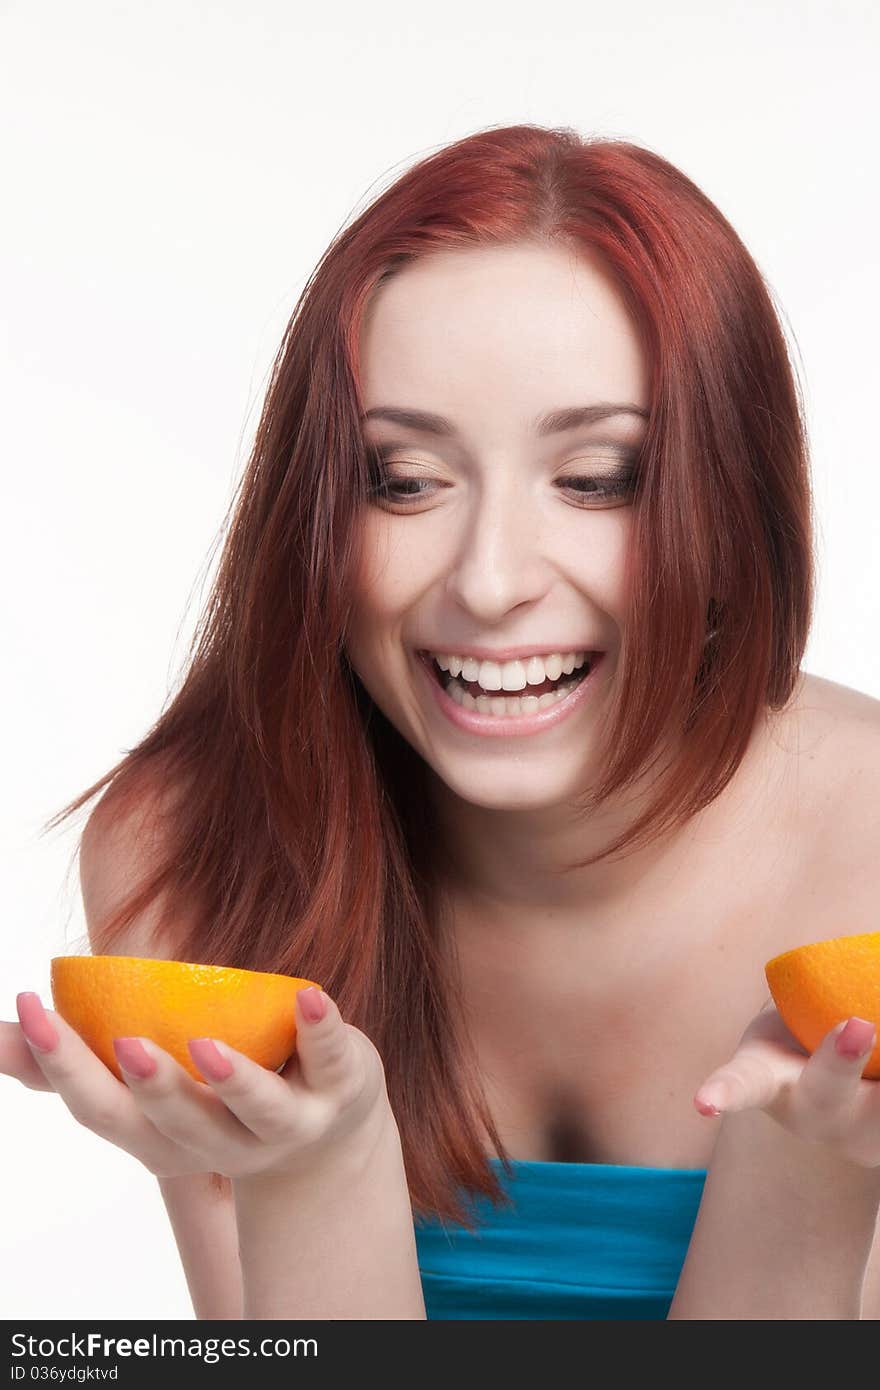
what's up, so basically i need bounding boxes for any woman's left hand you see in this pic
[693,1002,880,1169]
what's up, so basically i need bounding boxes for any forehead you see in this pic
[358,242,649,416]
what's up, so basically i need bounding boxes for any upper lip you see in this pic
[418,644,602,662]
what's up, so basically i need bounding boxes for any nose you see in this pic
[442,476,555,620]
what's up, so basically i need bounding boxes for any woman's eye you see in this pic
[367,464,441,502]
[371,476,434,502]
[366,463,638,508]
[558,470,637,504]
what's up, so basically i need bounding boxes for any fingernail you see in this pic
[16,992,59,1053]
[694,1096,723,1117]
[298,986,327,1023]
[835,1017,877,1060]
[113,1037,157,1079]
[188,1038,234,1080]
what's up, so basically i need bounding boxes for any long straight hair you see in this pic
[44,124,815,1227]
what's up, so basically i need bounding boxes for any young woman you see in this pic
[5,124,880,1320]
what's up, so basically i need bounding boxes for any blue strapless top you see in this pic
[414,1158,707,1320]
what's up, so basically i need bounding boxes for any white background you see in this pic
[2,0,878,1320]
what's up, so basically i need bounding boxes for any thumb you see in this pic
[293,986,352,1091]
[694,1046,786,1116]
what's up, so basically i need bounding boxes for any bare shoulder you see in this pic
[80,764,182,959]
[785,668,880,733]
[772,667,878,745]
[766,670,880,945]
[777,670,880,816]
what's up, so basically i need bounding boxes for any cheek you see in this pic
[346,528,425,680]
[356,519,436,612]
[562,522,630,605]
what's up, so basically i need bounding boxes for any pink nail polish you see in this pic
[835,1017,876,1059]
[188,1038,234,1080]
[113,1038,157,1079]
[16,992,59,1053]
[695,1097,722,1117]
[298,986,327,1023]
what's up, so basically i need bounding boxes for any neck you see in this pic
[426,708,776,925]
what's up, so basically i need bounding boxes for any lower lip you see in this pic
[416,651,605,738]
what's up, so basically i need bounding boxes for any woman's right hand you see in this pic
[1,986,396,1182]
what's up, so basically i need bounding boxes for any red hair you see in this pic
[45,124,815,1227]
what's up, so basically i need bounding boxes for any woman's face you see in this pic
[346,240,650,813]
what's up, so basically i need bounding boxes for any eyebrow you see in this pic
[359,402,649,437]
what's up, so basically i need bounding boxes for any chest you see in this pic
[455,892,788,1170]
[449,695,872,1169]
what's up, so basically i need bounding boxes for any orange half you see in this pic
[50,955,321,1082]
[765,931,880,1079]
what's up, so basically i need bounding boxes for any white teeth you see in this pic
[430,650,588,692]
[445,679,583,716]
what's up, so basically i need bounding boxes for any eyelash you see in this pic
[366,461,638,508]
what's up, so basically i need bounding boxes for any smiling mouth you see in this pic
[418,650,598,701]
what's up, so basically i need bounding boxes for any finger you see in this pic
[162,989,370,1153]
[113,1035,293,1165]
[171,1035,328,1151]
[793,1017,877,1122]
[0,1020,56,1091]
[694,1043,792,1116]
[694,1004,808,1115]
[692,1000,811,1117]
[292,987,355,1093]
[15,994,194,1172]
[694,1017,878,1122]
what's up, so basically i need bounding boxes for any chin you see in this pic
[426,760,593,813]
